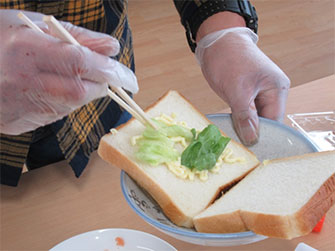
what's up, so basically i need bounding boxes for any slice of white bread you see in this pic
[98,90,259,227]
[193,151,335,239]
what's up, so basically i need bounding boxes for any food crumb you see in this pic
[115,237,125,247]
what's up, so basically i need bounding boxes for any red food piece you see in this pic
[115,236,125,246]
[312,215,326,232]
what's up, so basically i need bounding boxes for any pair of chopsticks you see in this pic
[18,12,157,130]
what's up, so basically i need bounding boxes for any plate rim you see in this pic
[50,228,177,250]
[120,113,319,240]
[207,113,319,152]
[120,171,259,240]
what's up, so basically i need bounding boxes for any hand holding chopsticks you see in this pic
[18,12,157,130]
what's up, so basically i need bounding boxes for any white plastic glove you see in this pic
[0,10,138,135]
[196,27,290,146]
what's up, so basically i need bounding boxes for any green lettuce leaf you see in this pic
[153,120,193,141]
[135,120,193,165]
[136,139,179,165]
[181,124,230,171]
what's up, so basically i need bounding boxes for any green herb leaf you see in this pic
[181,124,230,171]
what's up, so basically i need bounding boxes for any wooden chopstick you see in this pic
[105,89,146,125]
[18,12,157,129]
[42,15,157,130]
[17,12,44,33]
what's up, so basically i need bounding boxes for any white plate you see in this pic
[208,114,319,161]
[120,114,318,247]
[50,228,177,251]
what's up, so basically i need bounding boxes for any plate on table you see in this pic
[50,228,176,251]
[120,114,318,247]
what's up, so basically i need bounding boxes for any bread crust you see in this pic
[194,170,335,239]
[98,139,193,227]
[265,150,335,164]
[241,174,335,239]
[292,173,335,236]
[194,210,248,233]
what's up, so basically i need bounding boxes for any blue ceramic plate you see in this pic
[120,114,318,246]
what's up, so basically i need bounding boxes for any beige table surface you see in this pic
[1,75,334,251]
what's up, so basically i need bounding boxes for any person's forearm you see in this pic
[196,12,246,42]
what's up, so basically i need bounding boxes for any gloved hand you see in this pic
[0,9,138,135]
[196,27,290,146]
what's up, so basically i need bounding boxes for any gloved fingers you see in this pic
[33,41,138,94]
[254,66,290,121]
[1,119,40,135]
[231,101,259,146]
[255,87,289,122]
[46,20,120,57]
[72,48,138,93]
[47,21,138,93]
[3,9,44,26]
[1,74,109,135]
[0,9,137,136]
[0,100,69,135]
[11,10,120,57]
[33,72,108,107]
[8,15,138,94]
[2,111,66,135]
[230,79,289,146]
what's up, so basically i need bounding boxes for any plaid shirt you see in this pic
[0,0,240,186]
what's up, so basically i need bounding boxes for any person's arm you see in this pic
[0,9,138,135]
[174,1,290,146]
[173,0,258,52]
[196,11,246,41]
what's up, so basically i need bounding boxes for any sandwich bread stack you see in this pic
[194,151,335,239]
[98,90,335,239]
